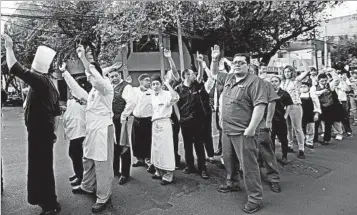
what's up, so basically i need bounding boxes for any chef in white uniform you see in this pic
[59,42,114,214]
[150,75,179,185]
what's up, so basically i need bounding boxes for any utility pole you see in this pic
[313,28,319,72]
[324,25,328,68]
[177,16,185,71]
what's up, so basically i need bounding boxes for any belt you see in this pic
[152,117,170,122]
[134,116,151,120]
[259,128,271,132]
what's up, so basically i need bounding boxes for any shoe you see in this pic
[207,157,215,163]
[132,161,145,167]
[69,175,76,182]
[147,164,156,174]
[287,147,294,153]
[297,150,305,159]
[200,170,209,180]
[70,178,82,187]
[119,176,129,185]
[218,183,240,193]
[214,149,222,156]
[160,180,173,186]
[182,167,197,174]
[352,122,357,126]
[335,134,343,140]
[306,144,314,149]
[278,156,288,166]
[91,200,110,213]
[321,141,329,146]
[40,203,61,215]
[72,186,94,195]
[242,202,263,214]
[346,132,353,137]
[270,182,281,193]
[151,175,162,180]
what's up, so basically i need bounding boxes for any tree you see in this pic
[330,36,357,69]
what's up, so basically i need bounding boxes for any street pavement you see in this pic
[1,107,357,215]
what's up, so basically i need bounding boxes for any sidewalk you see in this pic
[1,107,357,215]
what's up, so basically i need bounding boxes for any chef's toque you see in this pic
[31,46,56,74]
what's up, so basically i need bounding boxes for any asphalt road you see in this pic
[1,107,357,215]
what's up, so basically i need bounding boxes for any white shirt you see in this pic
[114,81,133,121]
[63,65,114,161]
[151,90,179,121]
[300,91,322,114]
[336,79,352,102]
[131,87,153,118]
[63,98,86,140]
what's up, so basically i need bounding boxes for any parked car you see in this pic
[6,91,23,106]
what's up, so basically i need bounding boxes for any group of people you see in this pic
[2,32,356,215]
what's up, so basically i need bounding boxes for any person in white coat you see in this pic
[59,42,114,213]
[150,75,179,185]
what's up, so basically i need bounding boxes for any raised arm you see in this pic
[210,45,221,77]
[196,51,205,83]
[102,61,123,77]
[59,63,88,101]
[163,49,180,81]
[163,78,179,106]
[76,45,112,95]
[296,61,310,82]
[3,34,44,89]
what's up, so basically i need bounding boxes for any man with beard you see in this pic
[3,34,61,215]
[108,68,133,185]
[210,45,267,213]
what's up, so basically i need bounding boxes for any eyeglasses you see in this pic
[232,61,247,66]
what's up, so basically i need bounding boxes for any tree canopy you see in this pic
[1,1,340,72]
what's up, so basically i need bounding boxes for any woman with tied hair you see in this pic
[280,63,311,159]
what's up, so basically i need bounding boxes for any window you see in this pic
[133,35,160,52]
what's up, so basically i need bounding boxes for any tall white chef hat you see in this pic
[31,46,56,74]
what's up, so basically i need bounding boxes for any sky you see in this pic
[1,1,357,34]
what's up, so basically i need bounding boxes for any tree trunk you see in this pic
[182,37,197,72]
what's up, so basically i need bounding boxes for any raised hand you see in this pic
[2,34,13,49]
[211,45,220,60]
[76,44,86,59]
[196,51,204,63]
[111,61,123,70]
[59,62,67,73]
[126,75,132,84]
[163,49,172,58]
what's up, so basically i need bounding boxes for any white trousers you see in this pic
[80,125,115,204]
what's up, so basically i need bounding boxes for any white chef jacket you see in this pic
[151,90,179,121]
[63,98,86,140]
[131,87,153,118]
[63,64,114,161]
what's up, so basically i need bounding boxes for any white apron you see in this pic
[151,118,175,171]
[83,111,113,161]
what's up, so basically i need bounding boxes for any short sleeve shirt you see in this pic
[217,72,268,135]
[273,88,293,122]
[258,80,279,129]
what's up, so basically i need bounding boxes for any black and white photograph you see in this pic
[1,1,357,214]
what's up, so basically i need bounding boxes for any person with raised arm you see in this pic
[3,34,61,215]
[60,40,115,213]
[210,45,268,214]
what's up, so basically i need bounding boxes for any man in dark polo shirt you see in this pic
[175,68,209,179]
[210,45,267,214]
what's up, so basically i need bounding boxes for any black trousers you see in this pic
[180,119,206,172]
[314,118,333,142]
[172,120,181,166]
[27,126,57,209]
[341,101,352,133]
[215,110,222,152]
[69,137,84,180]
[271,119,288,157]
[113,119,131,177]
[131,117,152,160]
[202,112,214,157]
